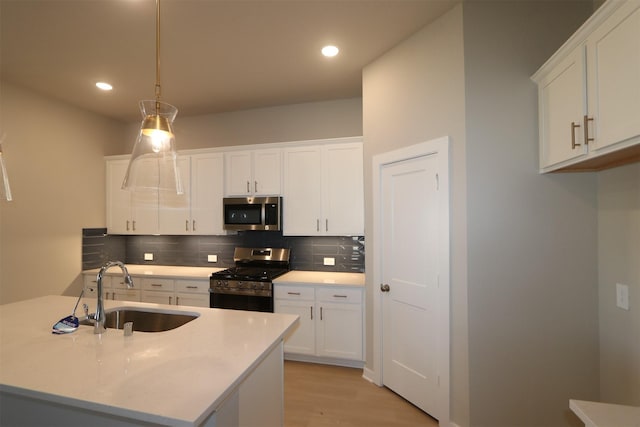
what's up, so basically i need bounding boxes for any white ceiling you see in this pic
[1,0,459,122]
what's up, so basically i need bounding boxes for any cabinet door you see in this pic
[253,148,282,195]
[538,45,588,170]
[225,151,253,196]
[282,146,323,235]
[106,159,132,234]
[159,156,191,234]
[112,289,141,302]
[175,292,209,308]
[587,2,640,152]
[275,299,316,355]
[316,302,363,360]
[191,153,224,234]
[322,143,364,235]
[141,290,175,305]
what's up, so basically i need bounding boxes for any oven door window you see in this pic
[224,204,262,225]
[211,293,273,313]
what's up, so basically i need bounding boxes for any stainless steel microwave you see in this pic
[223,197,282,231]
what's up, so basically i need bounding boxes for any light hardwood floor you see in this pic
[284,361,438,427]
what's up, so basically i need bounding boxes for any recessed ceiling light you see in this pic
[95,82,113,91]
[321,45,339,57]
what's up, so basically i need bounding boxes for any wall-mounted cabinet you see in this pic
[532,0,640,173]
[106,159,158,235]
[283,141,363,236]
[159,153,224,235]
[224,148,282,196]
[106,153,224,235]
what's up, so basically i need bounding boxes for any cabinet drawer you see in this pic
[316,287,362,304]
[83,274,98,288]
[141,278,175,291]
[175,280,209,293]
[274,285,315,301]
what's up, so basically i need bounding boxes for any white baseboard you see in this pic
[284,353,364,369]
[362,367,379,385]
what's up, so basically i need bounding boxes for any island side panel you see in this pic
[238,341,284,427]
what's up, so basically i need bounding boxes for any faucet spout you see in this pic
[94,261,133,334]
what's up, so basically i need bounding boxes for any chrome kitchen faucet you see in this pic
[94,261,133,334]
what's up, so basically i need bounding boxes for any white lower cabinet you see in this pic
[274,284,363,365]
[140,277,209,308]
[83,274,209,308]
[83,274,141,303]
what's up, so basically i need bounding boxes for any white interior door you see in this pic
[381,152,442,418]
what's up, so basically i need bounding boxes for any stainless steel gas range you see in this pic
[209,247,290,312]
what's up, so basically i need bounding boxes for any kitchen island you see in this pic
[0,295,298,426]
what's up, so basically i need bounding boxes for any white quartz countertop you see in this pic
[83,264,225,279]
[570,399,640,427]
[0,296,298,426]
[274,270,365,287]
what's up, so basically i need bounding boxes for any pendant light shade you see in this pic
[0,139,13,202]
[122,0,182,194]
[121,100,183,193]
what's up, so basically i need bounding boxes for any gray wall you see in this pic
[0,83,125,304]
[363,1,597,426]
[462,2,597,426]
[363,5,470,425]
[123,97,363,152]
[598,163,640,405]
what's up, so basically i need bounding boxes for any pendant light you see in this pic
[0,134,13,202]
[122,0,183,194]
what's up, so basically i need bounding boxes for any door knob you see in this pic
[380,283,390,292]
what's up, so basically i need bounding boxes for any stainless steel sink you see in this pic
[80,308,199,332]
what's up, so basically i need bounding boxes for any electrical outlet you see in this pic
[323,257,335,266]
[616,283,630,310]
[207,254,218,263]
[144,253,154,261]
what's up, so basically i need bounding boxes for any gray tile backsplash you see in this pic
[82,229,364,273]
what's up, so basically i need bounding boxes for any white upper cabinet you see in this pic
[159,153,224,235]
[283,140,363,236]
[106,159,158,235]
[532,0,640,173]
[224,148,282,196]
[107,153,224,235]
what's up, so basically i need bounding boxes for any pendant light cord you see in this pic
[155,0,162,105]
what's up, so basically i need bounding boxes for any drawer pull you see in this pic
[571,122,581,149]
[151,283,163,287]
[333,294,347,298]
[186,285,198,289]
[287,292,301,296]
[583,115,594,145]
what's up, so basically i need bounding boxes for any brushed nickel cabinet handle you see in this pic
[151,283,163,287]
[186,220,189,231]
[246,181,250,193]
[176,296,179,305]
[169,296,172,305]
[333,294,347,298]
[126,220,130,231]
[310,306,313,320]
[287,292,301,296]
[192,220,196,232]
[132,220,136,231]
[571,122,581,149]
[320,306,323,321]
[186,285,198,289]
[583,115,594,145]
[316,219,320,232]
[254,181,258,193]
[325,219,328,232]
